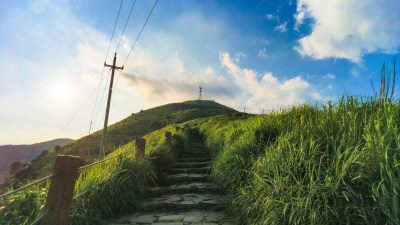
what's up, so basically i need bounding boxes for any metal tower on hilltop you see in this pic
[198,86,203,101]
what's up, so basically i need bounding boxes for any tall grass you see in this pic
[0,125,183,225]
[191,96,400,224]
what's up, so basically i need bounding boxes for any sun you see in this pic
[55,85,74,100]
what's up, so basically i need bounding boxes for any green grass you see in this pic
[184,95,400,225]
[11,100,234,185]
[0,125,190,225]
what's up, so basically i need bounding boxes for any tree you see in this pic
[9,161,23,174]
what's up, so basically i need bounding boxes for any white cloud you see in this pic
[323,73,335,79]
[258,48,267,58]
[205,66,214,75]
[220,52,322,110]
[294,0,400,63]
[274,21,288,33]
[266,14,274,20]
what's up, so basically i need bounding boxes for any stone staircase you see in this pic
[107,141,235,225]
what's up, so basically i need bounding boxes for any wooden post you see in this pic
[135,138,146,158]
[41,155,81,225]
[165,131,172,147]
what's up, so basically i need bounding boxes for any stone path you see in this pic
[107,134,234,225]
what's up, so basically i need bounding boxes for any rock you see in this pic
[127,214,154,223]
[159,214,185,222]
[205,212,225,222]
[152,223,184,225]
[183,214,204,223]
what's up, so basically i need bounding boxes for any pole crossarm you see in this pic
[104,62,124,70]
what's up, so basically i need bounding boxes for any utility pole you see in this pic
[88,121,93,135]
[99,52,123,159]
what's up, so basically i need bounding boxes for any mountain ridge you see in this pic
[0,138,73,185]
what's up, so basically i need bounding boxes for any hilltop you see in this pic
[9,100,236,186]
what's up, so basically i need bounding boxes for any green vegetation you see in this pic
[11,100,234,184]
[0,125,191,225]
[183,96,400,224]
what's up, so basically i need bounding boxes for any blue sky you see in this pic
[0,0,399,144]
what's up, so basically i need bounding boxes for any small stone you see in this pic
[183,214,204,223]
[159,215,185,222]
[152,223,183,225]
[127,214,154,223]
[205,212,225,222]
[221,222,236,225]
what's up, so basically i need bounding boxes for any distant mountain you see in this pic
[0,138,73,183]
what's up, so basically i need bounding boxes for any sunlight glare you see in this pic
[55,85,74,100]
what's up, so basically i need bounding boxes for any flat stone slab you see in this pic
[165,173,209,185]
[175,162,210,169]
[141,193,225,211]
[169,167,210,174]
[108,210,234,225]
[177,157,211,163]
[147,182,221,196]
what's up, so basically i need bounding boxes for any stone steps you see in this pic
[169,166,210,174]
[111,210,235,225]
[177,157,211,163]
[106,133,233,225]
[165,173,209,185]
[175,161,210,168]
[139,193,225,212]
[180,152,210,158]
[146,182,221,197]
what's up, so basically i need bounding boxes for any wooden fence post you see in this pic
[165,131,172,147]
[135,138,146,158]
[41,155,81,225]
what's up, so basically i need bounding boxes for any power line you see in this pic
[57,87,97,137]
[123,0,159,66]
[105,0,124,62]
[89,0,125,134]
[94,69,112,131]
[112,0,159,103]
[115,0,137,52]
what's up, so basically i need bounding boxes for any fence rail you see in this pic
[0,131,174,225]
[0,174,56,199]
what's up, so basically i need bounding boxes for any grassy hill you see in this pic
[10,100,235,185]
[183,96,400,224]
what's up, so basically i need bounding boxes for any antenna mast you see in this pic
[198,86,202,101]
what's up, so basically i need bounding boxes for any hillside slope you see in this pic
[0,138,73,183]
[11,100,236,184]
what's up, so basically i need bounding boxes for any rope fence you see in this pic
[30,207,51,225]
[0,173,56,199]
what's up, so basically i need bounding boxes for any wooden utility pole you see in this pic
[99,52,123,159]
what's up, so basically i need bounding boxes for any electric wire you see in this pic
[89,0,125,133]
[112,0,159,96]
[94,69,112,131]
[115,0,137,53]
[122,0,159,66]
[57,89,96,137]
